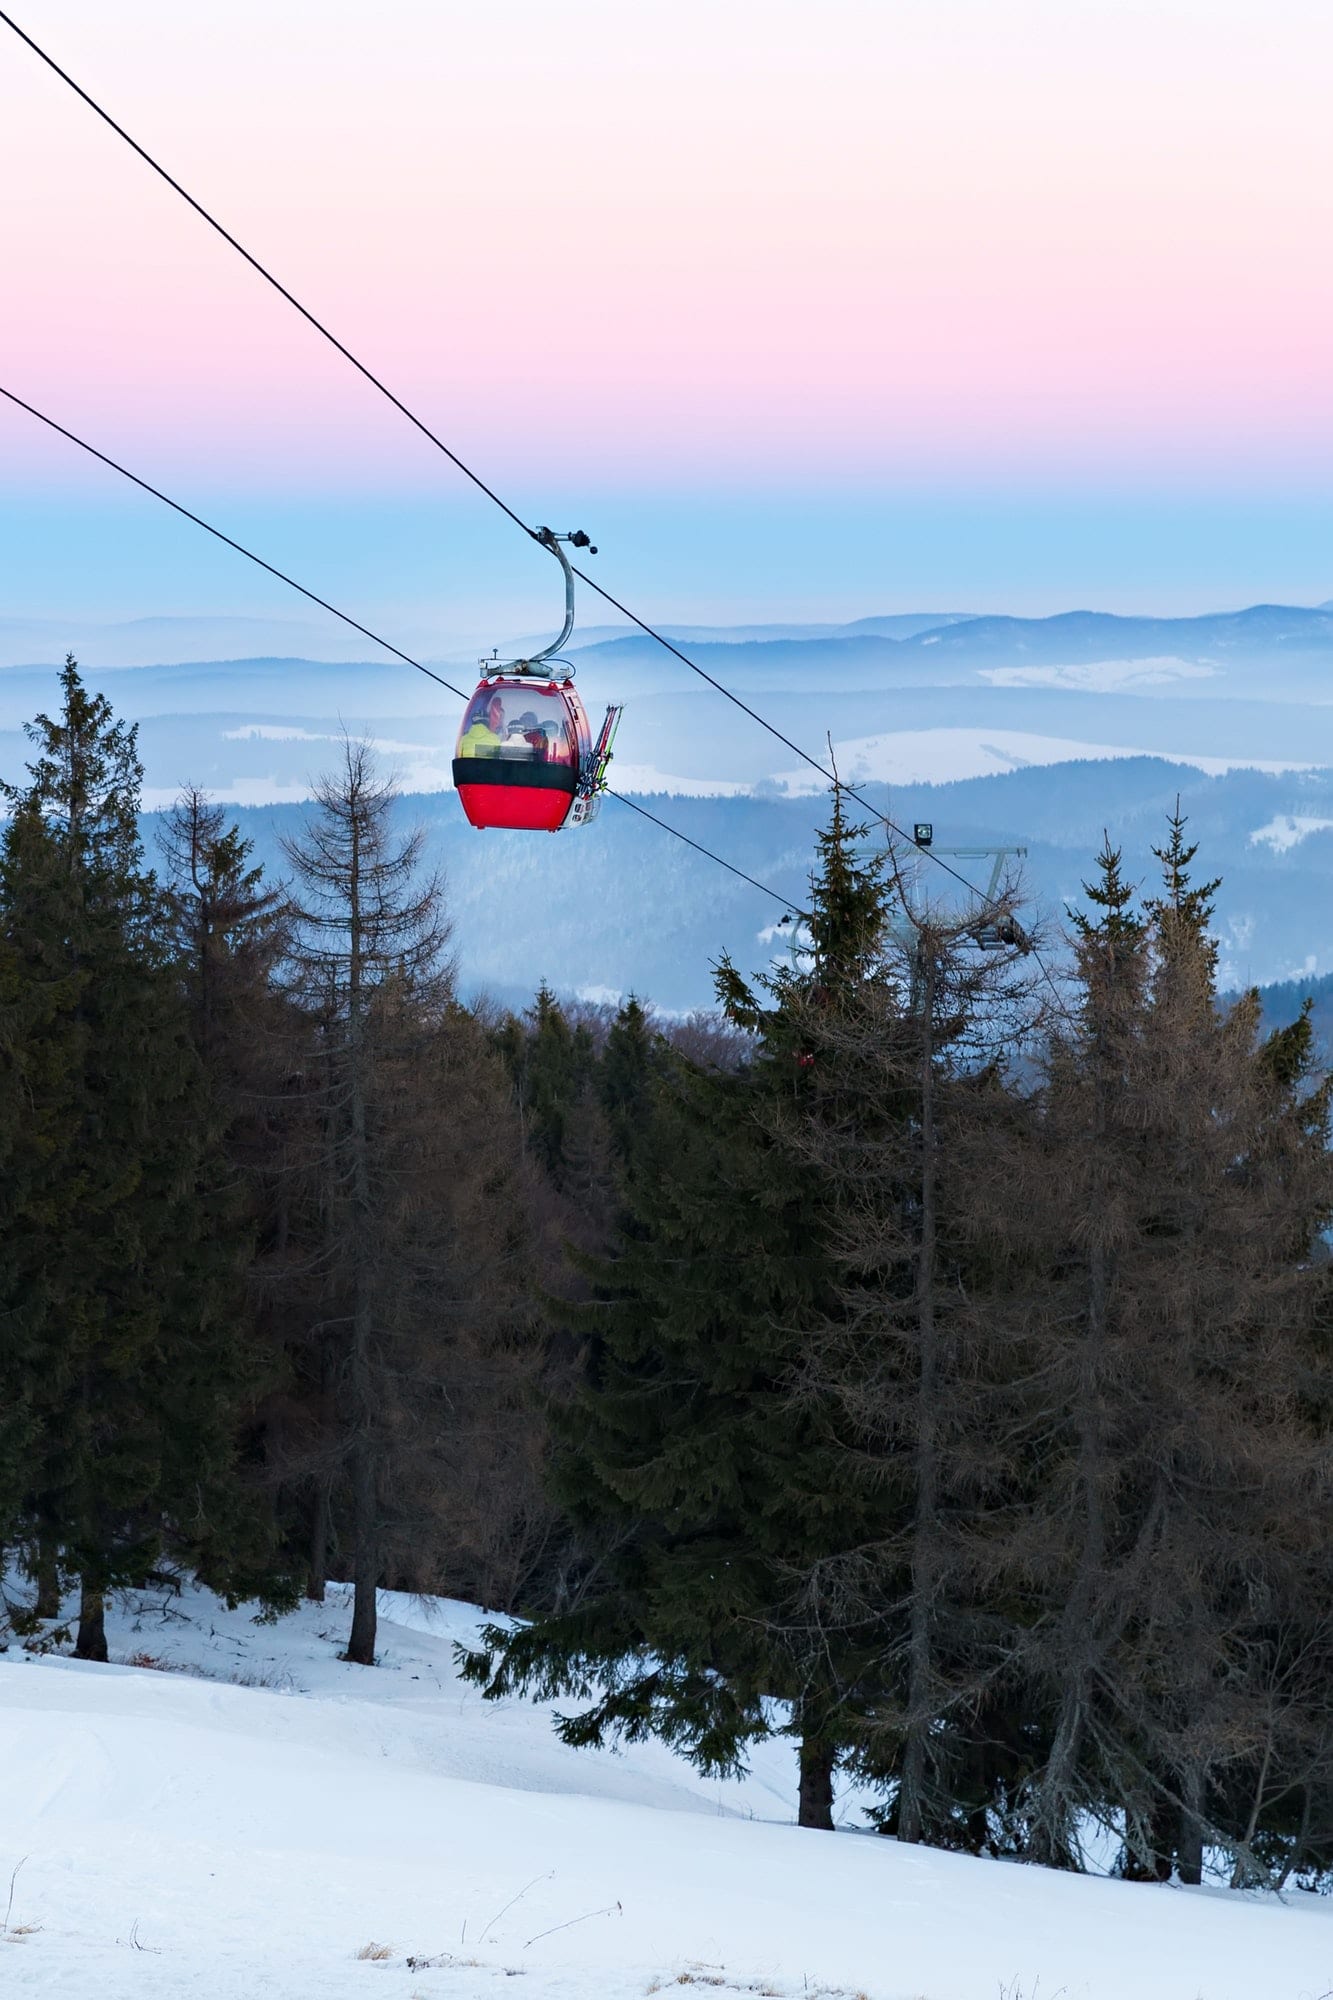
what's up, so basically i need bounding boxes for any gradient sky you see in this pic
[3,0,1333,642]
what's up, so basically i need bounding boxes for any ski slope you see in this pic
[3,1582,1332,1999]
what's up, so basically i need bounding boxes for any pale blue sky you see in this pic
[2,488,1331,664]
[3,0,1332,646]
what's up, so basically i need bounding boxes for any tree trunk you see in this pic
[306,1475,330,1603]
[342,808,378,1669]
[346,1431,378,1665]
[1029,1698,1086,1870]
[1030,1107,1113,1870]
[1126,1796,1175,1882]
[899,950,939,1848]
[74,1580,108,1661]
[1275,1786,1312,1891]
[797,1733,836,1830]
[343,1219,380,1658]
[1231,1733,1274,1889]
[1177,1765,1205,1886]
[34,1538,61,1619]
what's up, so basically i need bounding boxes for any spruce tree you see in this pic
[0,918,69,1560]
[1016,833,1153,1869]
[494,983,599,1191]
[770,832,1043,1851]
[597,996,662,1178]
[464,793,899,1827]
[159,785,288,1090]
[280,737,453,1664]
[1130,812,1331,1884]
[1019,816,1333,1881]
[0,660,284,1652]
[350,992,554,1614]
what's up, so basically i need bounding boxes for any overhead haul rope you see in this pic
[0,384,803,917]
[0,10,1072,1017]
[0,8,1007,910]
[0,10,532,542]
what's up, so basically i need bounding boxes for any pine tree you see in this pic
[1129,814,1331,1884]
[353,993,554,1614]
[494,983,600,1192]
[1015,833,1153,1868]
[280,737,453,1664]
[158,785,288,1089]
[1019,816,1333,1881]
[597,996,662,1179]
[0,918,68,1560]
[774,833,1044,1850]
[463,793,901,1827]
[0,660,285,1652]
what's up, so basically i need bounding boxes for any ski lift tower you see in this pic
[772,822,1030,1000]
[900,823,1029,952]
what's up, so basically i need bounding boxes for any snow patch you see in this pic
[140,780,316,811]
[1249,814,1333,854]
[606,763,754,798]
[575,984,623,1007]
[981,656,1220,691]
[768,730,1313,793]
[223,723,443,757]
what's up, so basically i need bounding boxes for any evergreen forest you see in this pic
[6,659,1333,1892]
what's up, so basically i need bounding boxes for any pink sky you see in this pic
[2,0,1332,623]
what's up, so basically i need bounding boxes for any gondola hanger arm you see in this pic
[506,528,597,675]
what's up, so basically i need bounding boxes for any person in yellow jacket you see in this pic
[458,691,506,757]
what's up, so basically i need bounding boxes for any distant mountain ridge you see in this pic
[9,601,1333,677]
[577,602,1333,682]
[559,612,982,648]
[892,603,1333,665]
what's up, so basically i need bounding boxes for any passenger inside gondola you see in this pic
[457,690,507,757]
[512,710,548,754]
[457,686,576,765]
[543,721,572,765]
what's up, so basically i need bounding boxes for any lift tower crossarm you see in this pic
[923,845,1029,909]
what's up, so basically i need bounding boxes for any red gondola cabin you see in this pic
[453,675,598,832]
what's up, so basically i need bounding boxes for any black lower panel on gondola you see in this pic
[453,756,579,830]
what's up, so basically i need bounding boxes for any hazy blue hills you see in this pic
[0,613,398,668]
[1253,969,1333,1049]
[152,758,1331,1014]
[6,601,1333,1008]
[886,603,1333,669]
[572,602,1333,694]
[0,657,436,725]
[562,612,980,648]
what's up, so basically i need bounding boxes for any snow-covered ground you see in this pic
[4,1580,1333,1999]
